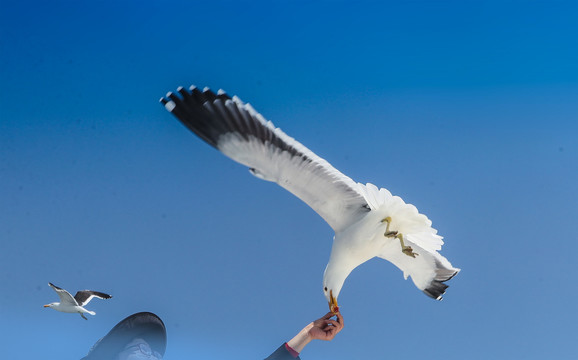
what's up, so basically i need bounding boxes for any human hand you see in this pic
[308,311,345,341]
[287,311,345,354]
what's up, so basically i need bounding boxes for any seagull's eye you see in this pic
[324,287,328,292]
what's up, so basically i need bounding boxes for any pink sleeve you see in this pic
[284,343,300,358]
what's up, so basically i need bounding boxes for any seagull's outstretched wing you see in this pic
[161,86,369,232]
[74,291,112,306]
[48,283,77,306]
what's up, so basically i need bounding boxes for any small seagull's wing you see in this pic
[48,282,78,306]
[74,291,112,306]
[161,86,369,232]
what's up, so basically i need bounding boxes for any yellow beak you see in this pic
[43,304,50,308]
[329,290,339,314]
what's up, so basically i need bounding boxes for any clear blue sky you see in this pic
[1,1,577,359]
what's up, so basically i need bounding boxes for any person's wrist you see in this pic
[287,323,314,353]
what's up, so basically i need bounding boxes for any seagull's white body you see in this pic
[326,184,457,301]
[50,303,96,317]
[44,283,112,320]
[161,86,459,309]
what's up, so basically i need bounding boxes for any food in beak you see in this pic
[329,290,340,314]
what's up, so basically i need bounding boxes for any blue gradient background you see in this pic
[1,1,577,359]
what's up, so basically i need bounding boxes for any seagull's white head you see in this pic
[323,285,340,314]
[323,263,351,314]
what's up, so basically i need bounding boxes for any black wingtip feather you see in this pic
[423,267,460,300]
[160,85,314,167]
[48,282,63,290]
[160,86,226,148]
[423,280,450,300]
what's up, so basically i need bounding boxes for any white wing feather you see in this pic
[162,87,370,232]
[49,283,78,306]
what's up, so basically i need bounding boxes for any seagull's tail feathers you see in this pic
[378,240,459,300]
[357,183,444,253]
[85,310,96,316]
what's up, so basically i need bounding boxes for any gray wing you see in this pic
[74,290,112,306]
[160,86,369,232]
[48,282,78,306]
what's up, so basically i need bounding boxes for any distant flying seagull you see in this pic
[44,283,112,320]
[160,86,460,313]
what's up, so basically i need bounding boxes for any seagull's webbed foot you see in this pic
[381,216,419,258]
[402,246,418,258]
[382,217,418,257]
[397,234,418,258]
[80,313,88,320]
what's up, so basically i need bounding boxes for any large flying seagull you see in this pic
[160,86,459,313]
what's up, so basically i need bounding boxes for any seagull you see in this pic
[160,86,460,313]
[44,282,112,320]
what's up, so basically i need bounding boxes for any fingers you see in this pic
[319,310,344,321]
[335,311,344,328]
[319,321,341,339]
[322,312,344,335]
[319,319,338,327]
[320,311,344,326]
[324,320,343,333]
[310,310,345,341]
[317,319,343,332]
